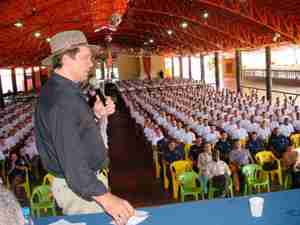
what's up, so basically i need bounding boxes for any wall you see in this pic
[116,54,140,80]
[150,55,165,79]
[222,58,235,78]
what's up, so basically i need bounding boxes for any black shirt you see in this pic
[35,73,108,201]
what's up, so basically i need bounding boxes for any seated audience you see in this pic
[206,150,231,197]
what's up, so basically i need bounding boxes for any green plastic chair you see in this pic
[284,173,293,190]
[178,171,204,202]
[208,176,234,199]
[30,185,56,218]
[242,164,270,195]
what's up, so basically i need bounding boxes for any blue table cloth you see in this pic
[34,189,300,225]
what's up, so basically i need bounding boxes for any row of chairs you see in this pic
[153,144,286,201]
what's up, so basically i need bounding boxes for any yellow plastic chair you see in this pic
[8,167,31,200]
[162,161,170,190]
[184,144,192,160]
[170,160,193,199]
[239,138,247,148]
[255,151,283,186]
[42,173,54,186]
[290,134,300,148]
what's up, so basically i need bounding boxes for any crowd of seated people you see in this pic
[119,79,300,198]
[0,101,39,198]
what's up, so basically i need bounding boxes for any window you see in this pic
[15,68,25,92]
[164,57,172,78]
[25,68,33,91]
[204,54,215,84]
[173,57,180,77]
[182,57,189,79]
[191,56,201,80]
[0,69,13,94]
[96,68,102,80]
[112,65,119,80]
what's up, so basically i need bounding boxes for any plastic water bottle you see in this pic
[22,207,34,225]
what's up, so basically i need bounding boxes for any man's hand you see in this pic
[94,96,116,118]
[94,193,135,225]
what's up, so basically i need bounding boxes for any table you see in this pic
[34,189,300,225]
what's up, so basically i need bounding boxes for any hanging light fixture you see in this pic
[14,21,23,28]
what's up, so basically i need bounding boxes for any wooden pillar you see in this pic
[265,46,272,103]
[32,67,36,90]
[171,57,175,79]
[235,49,242,93]
[179,56,183,79]
[188,56,192,80]
[23,68,28,92]
[214,52,220,90]
[0,72,5,108]
[11,68,17,94]
[200,54,205,83]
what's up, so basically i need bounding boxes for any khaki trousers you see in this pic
[51,173,108,215]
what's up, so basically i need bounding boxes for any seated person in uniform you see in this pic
[206,150,231,197]
[229,140,254,192]
[163,140,184,165]
[197,142,213,194]
[188,136,203,172]
[268,127,290,158]
[215,131,231,163]
[7,150,30,196]
[282,147,300,188]
[246,132,264,157]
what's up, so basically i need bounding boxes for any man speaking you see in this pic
[35,30,134,225]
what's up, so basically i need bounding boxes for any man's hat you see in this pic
[42,30,99,66]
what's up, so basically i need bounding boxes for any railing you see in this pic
[243,69,300,80]
[240,85,300,104]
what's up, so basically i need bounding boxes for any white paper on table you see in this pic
[110,210,149,225]
[48,219,86,225]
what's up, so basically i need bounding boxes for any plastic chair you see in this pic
[184,144,192,160]
[7,167,32,199]
[242,164,270,195]
[239,138,247,148]
[42,173,54,186]
[284,173,293,190]
[170,160,193,199]
[0,160,5,181]
[255,151,283,186]
[178,171,204,202]
[30,185,56,218]
[290,134,300,148]
[208,176,234,199]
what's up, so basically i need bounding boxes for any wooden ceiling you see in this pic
[1,0,300,67]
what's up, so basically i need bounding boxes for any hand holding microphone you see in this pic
[94,95,116,118]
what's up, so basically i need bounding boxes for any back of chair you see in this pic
[42,173,54,186]
[291,134,300,148]
[178,171,199,189]
[31,185,52,205]
[255,151,276,165]
[184,144,192,159]
[170,160,192,179]
[242,164,261,183]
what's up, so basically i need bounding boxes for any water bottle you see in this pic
[22,207,34,225]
